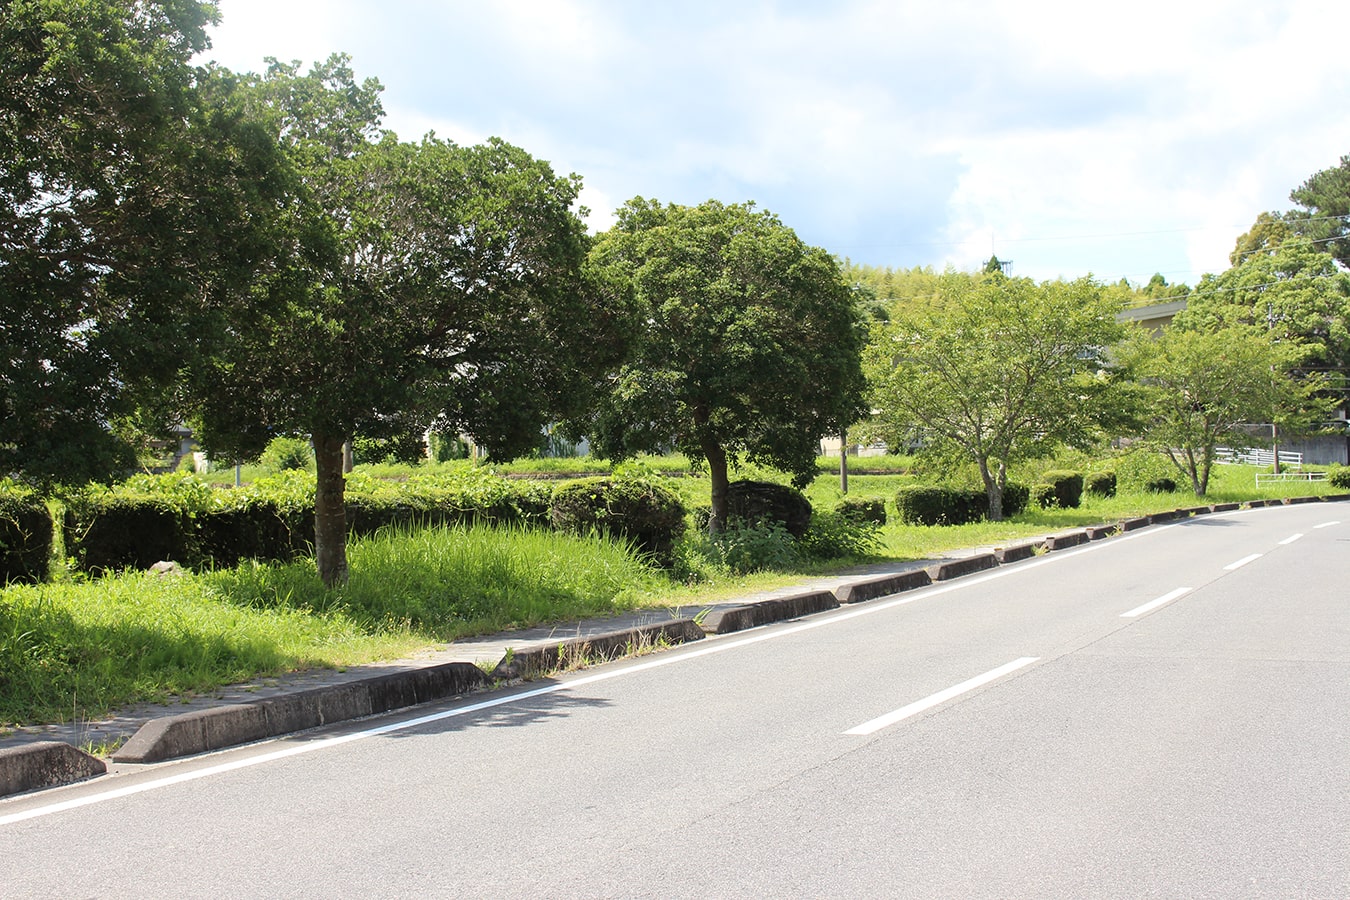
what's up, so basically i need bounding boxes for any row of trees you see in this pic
[2,2,866,586]
[5,3,1347,586]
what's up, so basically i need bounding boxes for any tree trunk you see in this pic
[979,456,1004,521]
[839,430,848,496]
[313,430,349,588]
[702,436,730,535]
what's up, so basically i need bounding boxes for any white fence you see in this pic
[1215,447,1303,471]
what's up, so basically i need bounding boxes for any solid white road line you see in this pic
[1120,587,1192,619]
[1279,534,1304,545]
[843,657,1040,736]
[1224,553,1263,571]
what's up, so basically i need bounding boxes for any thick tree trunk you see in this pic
[703,437,730,535]
[313,430,349,588]
[979,456,1004,521]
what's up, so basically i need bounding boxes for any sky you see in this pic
[199,0,1350,286]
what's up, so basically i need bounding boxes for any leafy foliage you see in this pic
[866,272,1124,519]
[549,476,687,560]
[578,198,867,532]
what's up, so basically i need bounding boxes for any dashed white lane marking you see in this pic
[1224,553,1263,571]
[1314,521,1341,529]
[1279,534,1304,545]
[843,657,1040,736]
[1121,587,1192,619]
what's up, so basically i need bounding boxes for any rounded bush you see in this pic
[834,497,886,526]
[1327,465,1350,490]
[894,485,986,526]
[1003,482,1030,517]
[0,482,53,584]
[725,481,813,538]
[550,477,687,559]
[1032,483,1058,509]
[1086,471,1117,498]
[259,436,313,473]
[1144,477,1178,494]
[1040,470,1084,509]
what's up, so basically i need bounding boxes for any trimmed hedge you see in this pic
[549,477,687,559]
[1327,466,1350,490]
[1086,471,1117,498]
[894,485,987,526]
[835,497,887,526]
[0,482,53,584]
[726,480,813,538]
[64,470,561,575]
[1040,470,1084,509]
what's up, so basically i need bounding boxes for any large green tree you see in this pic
[1178,238,1350,372]
[0,0,281,486]
[1117,326,1321,496]
[865,272,1124,520]
[189,57,630,586]
[576,198,868,533]
[1289,154,1350,269]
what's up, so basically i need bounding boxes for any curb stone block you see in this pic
[994,543,1041,563]
[1120,517,1151,532]
[0,741,106,799]
[1150,510,1180,523]
[699,592,839,635]
[1044,531,1088,551]
[1085,525,1118,541]
[1176,506,1210,517]
[833,570,932,604]
[493,619,705,678]
[113,662,489,764]
[1210,502,1241,512]
[926,553,997,581]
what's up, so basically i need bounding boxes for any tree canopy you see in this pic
[1288,154,1350,269]
[188,57,633,585]
[1116,326,1321,496]
[865,272,1123,519]
[577,198,867,532]
[0,0,281,486]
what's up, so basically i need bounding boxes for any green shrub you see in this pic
[894,485,987,526]
[1114,449,1178,493]
[259,436,313,473]
[1086,471,1117,498]
[799,510,882,560]
[834,497,887,526]
[550,476,687,559]
[1327,465,1350,490]
[1032,483,1057,509]
[1039,470,1084,509]
[708,519,800,574]
[1145,477,1178,493]
[1003,482,1029,517]
[726,480,813,537]
[0,481,53,584]
[64,473,216,574]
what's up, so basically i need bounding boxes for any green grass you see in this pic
[4,459,1339,731]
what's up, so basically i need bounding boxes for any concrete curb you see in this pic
[6,495,1345,799]
[0,742,105,798]
[111,662,489,764]
[834,570,932,605]
[491,619,706,679]
[700,591,839,635]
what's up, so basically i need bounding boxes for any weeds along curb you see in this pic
[5,493,1348,800]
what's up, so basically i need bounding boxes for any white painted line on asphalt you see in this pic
[842,657,1040,736]
[1224,553,1263,571]
[1314,521,1341,529]
[1279,534,1304,545]
[1120,587,1191,619]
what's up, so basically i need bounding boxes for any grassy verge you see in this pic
[3,462,1339,730]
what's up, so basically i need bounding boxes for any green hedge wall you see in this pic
[549,476,687,559]
[0,482,53,584]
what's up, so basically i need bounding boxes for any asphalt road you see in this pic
[3,503,1348,898]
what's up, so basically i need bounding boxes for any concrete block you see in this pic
[1210,502,1241,512]
[494,620,705,678]
[1287,495,1320,505]
[926,553,997,581]
[1043,531,1088,551]
[700,591,839,635]
[114,703,269,764]
[1150,510,1180,522]
[993,543,1041,564]
[1085,524,1119,540]
[833,570,932,604]
[0,741,106,799]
